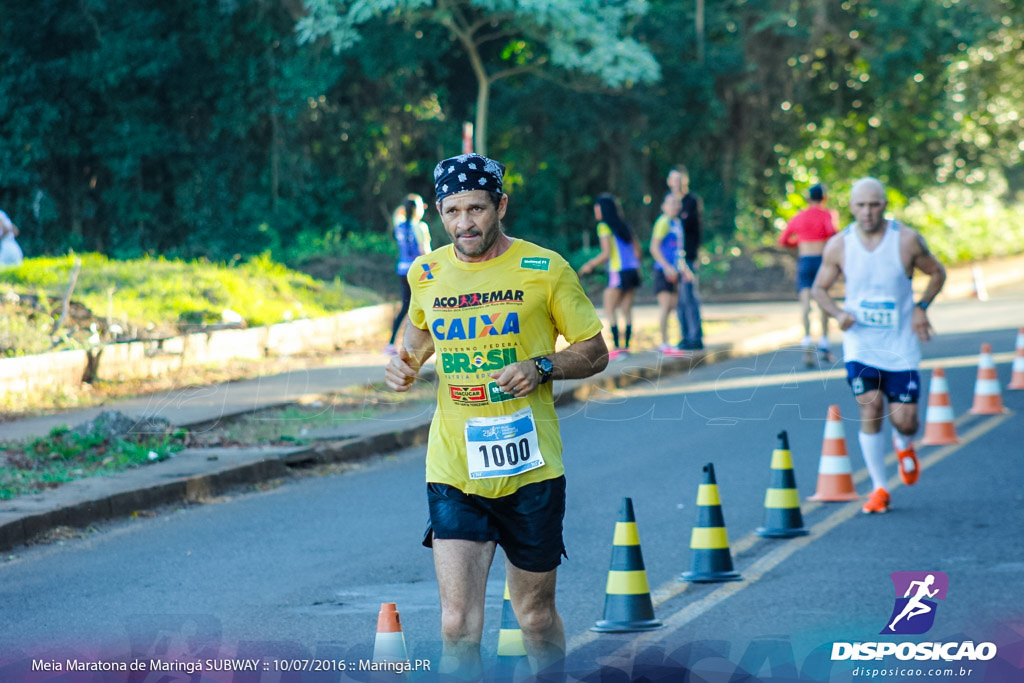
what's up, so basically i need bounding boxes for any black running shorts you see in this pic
[654,268,678,294]
[423,476,567,573]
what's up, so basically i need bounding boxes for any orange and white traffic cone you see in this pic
[920,367,959,446]
[808,405,860,502]
[373,602,409,664]
[1009,328,1024,390]
[969,343,1007,414]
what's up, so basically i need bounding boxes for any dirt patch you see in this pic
[186,382,435,448]
[701,249,797,301]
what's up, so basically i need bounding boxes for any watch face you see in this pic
[539,358,553,372]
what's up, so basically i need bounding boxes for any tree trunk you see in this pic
[267,47,280,211]
[444,6,491,156]
[696,0,706,64]
[475,77,489,156]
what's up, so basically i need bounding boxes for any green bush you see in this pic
[903,187,1024,264]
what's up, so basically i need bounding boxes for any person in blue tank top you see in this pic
[812,177,946,514]
[578,193,642,359]
[650,192,694,354]
[386,194,431,354]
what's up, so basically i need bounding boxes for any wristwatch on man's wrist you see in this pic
[915,300,930,311]
[533,356,554,384]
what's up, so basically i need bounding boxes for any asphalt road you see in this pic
[1,294,1021,682]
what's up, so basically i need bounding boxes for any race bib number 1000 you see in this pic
[464,407,545,480]
[856,296,898,329]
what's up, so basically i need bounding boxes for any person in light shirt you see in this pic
[0,209,24,266]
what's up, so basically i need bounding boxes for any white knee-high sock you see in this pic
[893,430,913,451]
[859,430,888,491]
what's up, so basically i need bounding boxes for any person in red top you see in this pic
[779,184,837,364]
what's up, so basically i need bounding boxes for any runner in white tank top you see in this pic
[841,219,920,370]
[812,178,946,514]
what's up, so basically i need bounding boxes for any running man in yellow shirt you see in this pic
[385,154,608,679]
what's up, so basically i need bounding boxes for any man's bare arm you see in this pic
[384,321,435,392]
[811,236,854,329]
[550,332,609,380]
[909,232,946,306]
[905,230,946,342]
[489,332,609,399]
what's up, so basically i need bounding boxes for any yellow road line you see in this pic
[567,410,1013,654]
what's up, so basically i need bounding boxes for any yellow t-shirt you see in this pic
[408,239,603,497]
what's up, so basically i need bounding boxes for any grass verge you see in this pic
[0,427,187,500]
[0,251,383,356]
[0,381,434,500]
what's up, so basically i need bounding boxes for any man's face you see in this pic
[667,170,688,194]
[437,190,507,260]
[850,184,887,233]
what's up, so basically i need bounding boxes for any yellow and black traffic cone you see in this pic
[592,497,662,633]
[496,579,527,672]
[680,463,742,583]
[755,430,809,538]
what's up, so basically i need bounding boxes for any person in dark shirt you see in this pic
[667,165,704,350]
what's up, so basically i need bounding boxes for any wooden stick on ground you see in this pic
[49,256,83,341]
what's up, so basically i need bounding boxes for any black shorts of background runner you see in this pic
[654,269,678,295]
[609,268,641,292]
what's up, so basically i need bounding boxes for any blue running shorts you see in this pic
[797,255,823,292]
[846,361,921,404]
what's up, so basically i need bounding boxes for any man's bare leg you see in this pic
[433,539,496,679]
[506,560,565,674]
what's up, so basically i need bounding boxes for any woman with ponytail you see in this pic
[579,193,642,359]
[385,194,431,354]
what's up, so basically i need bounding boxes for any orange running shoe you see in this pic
[896,446,920,486]
[862,487,890,514]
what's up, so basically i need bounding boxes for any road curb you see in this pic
[4,275,1013,552]
[0,326,814,553]
[0,446,309,552]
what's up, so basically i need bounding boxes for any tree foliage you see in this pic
[1,0,1022,267]
[297,0,661,153]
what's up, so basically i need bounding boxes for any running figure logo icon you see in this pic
[881,571,949,635]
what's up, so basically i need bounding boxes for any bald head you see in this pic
[851,177,885,202]
[850,177,888,233]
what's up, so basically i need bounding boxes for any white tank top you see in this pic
[841,220,920,370]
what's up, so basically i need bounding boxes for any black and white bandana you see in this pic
[433,154,505,201]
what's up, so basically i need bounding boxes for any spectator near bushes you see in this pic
[0,209,24,266]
